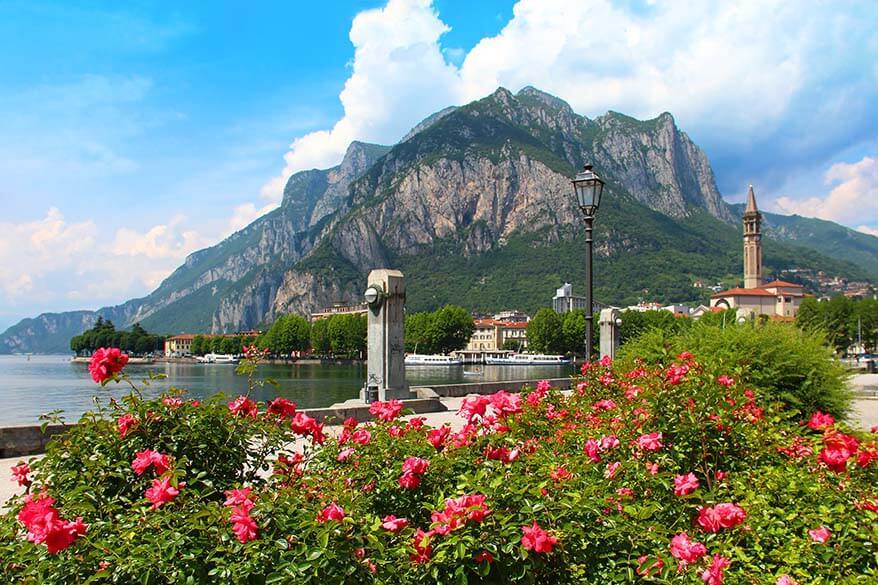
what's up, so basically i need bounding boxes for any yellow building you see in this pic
[164,334,195,356]
[465,319,529,351]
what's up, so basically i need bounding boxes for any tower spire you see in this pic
[743,185,763,288]
[745,184,758,214]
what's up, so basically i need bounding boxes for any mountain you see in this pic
[3,86,877,354]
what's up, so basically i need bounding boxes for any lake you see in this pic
[0,355,572,426]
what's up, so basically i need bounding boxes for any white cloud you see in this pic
[112,214,210,260]
[775,156,878,225]
[857,225,878,237]
[0,208,211,310]
[228,202,278,234]
[259,0,460,202]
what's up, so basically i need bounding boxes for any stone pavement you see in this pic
[2,394,876,509]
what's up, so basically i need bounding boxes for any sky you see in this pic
[1,0,876,331]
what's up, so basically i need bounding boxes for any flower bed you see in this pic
[1,350,876,583]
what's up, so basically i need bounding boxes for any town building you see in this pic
[492,310,529,323]
[163,331,259,357]
[552,283,589,313]
[465,319,529,352]
[311,302,369,322]
[710,186,806,318]
[625,302,691,316]
[552,283,612,314]
[165,334,194,356]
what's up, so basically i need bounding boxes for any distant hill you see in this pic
[2,86,876,354]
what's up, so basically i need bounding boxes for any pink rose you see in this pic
[131,449,171,476]
[670,532,707,565]
[807,411,835,430]
[697,503,746,532]
[116,414,139,438]
[635,432,663,452]
[701,555,731,585]
[228,395,258,417]
[230,505,258,543]
[427,426,451,449]
[88,347,129,384]
[808,526,831,543]
[381,515,409,532]
[673,473,700,496]
[316,502,344,523]
[521,521,558,553]
[10,462,31,487]
[144,476,183,510]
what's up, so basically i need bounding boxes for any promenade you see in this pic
[3,381,877,508]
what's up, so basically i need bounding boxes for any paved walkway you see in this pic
[2,394,875,508]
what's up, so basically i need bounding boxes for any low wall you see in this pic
[0,378,569,457]
[0,399,447,459]
[306,397,446,425]
[0,424,69,459]
[414,377,571,398]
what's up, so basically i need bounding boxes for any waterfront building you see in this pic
[311,302,368,322]
[465,319,529,352]
[165,334,194,356]
[710,186,805,318]
[163,331,259,357]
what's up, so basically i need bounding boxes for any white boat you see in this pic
[197,353,239,364]
[404,354,463,366]
[484,353,571,365]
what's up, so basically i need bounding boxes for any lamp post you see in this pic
[571,164,605,362]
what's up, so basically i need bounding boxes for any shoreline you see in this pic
[66,356,367,366]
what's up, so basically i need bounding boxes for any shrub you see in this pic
[1,349,875,583]
[617,320,853,420]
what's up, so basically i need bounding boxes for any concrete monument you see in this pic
[361,269,410,402]
[599,308,621,360]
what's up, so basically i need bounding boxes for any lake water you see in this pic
[0,355,572,426]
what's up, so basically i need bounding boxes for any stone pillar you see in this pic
[362,269,410,402]
[599,308,621,360]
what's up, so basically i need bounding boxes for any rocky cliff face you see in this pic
[591,111,734,222]
[3,86,874,352]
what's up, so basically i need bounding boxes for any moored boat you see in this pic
[404,354,463,366]
[197,353,239,364]
[484,353,570,365]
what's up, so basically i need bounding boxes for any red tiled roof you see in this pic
[761,279,803,289]
[167,334,195,341]
[711,288,776,298]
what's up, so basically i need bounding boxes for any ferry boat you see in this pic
[197,353,239,364]
[404,354,463,366]
[484,353,570,366]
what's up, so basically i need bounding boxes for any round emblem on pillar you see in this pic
[364,285,384,307]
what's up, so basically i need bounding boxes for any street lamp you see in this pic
[572,164,605,362]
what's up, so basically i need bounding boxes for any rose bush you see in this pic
[1,348,876,583]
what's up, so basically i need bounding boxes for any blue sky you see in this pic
[1,0,876,331]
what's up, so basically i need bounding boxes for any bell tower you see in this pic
[743,185,763,289]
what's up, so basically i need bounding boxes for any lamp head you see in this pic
[572,164,605,217]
